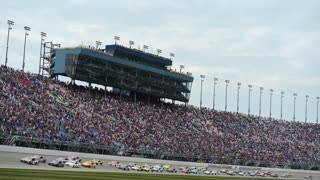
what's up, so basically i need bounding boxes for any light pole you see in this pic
[5,20,14,67]
[129,40,134,48]
[293,93,297,121]
[38,32,46,75]
[22,26,31,72]
[213,77,218,110]
[269,89,273,119]
[248,85,252,115]
[170,53,175,60]
[280,91,285,120]
[143,45,149,52]
[237,82,241,113]
[200,75,205,109]
[225,80,230,111]
[305,95,309,123]
[96,41,102,49]
[317,97,320,123]
[114,36,120,44]
[157,49,162,56]
[259,87,263,118]
[179,65,184,73]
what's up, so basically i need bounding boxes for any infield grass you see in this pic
[0,168,276,180]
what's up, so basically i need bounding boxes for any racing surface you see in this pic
[0,151,318,180]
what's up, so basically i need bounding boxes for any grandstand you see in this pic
[1,64,320,170]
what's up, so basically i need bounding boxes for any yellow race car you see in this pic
[81,160,97,168]
[91,159,103,166]
[163,164,171,171]
[141,166,152,172]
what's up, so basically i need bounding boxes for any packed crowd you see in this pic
[1,65,320,166]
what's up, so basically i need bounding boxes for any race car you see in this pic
[163,164,174,172]
[118,164,130,171]
[179,167,190,173]
[131,165,142,171]
[304,175,313,179]
[152,165,163,172]
[220,169,228,173]
[81,160,97,168]
[249,171,259,176]
[280,173,292,178]
[226,170,236,176]
[108,161,120,167]
[20,155,46,165]
[141,165,152,172]
[204,170,220,175]
[269,173,278,177]
[238,171,246,176]
[48,158,65,167]
[256,172,266,177]
[204,170,213,175]
[65,160,81,168]
[190,169,201,174]
[64,156,81,163]
[211,170,220,175]
[162,164,171,171]
[199,167,207,173]
[91,159,103,166]
[126,163,136,168]
[165,168,177,173]
[264,171,271,176]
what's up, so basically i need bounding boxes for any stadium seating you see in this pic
[1,65,320,168]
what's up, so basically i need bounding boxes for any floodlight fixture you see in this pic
[129,40,135,48]
[157,49,162,55]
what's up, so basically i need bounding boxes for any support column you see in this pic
[89,82,91,95]
[134,92,137,104]
[185,102,187,113]
[104,85,107,100]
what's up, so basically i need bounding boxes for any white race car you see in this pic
[48,158,65,167]
[118,164,130,171]
[220,169,228,173]
[280,173,292,178]
[20,155,46,165]
[304,176,312,179]
[152,165,163,172]
[203,170,212,175]
[108,161,120,167]
[65,160,81,168]
[249,171,259,176]
[64,156,81,163]
[131,165,142,171]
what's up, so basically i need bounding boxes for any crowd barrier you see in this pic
[1,145,320,174]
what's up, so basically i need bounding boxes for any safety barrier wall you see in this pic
[1,145,319,174]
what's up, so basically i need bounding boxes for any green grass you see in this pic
[0,168,274,180]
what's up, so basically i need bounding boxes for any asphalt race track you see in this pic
[0,151,319,180]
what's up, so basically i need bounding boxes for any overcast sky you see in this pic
[0,0,319,122]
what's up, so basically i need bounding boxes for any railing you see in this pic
[0,134,319,170]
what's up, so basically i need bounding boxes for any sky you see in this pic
[0,0,319,123]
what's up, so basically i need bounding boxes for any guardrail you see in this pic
[1,145,320,174]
